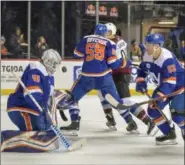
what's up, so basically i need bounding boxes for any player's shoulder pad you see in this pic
[29,61,48,76]
[155,48,174,67]
[84,34,116,46]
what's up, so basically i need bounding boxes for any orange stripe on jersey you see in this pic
[163,77,176,81]
[74,48,84,57]
[24,86,43,96]
[136,77,145,83]
[21,112,33,131]
[7,107,40,116]
[107,56,117,62]
[26,86,43,92]
[81,69,111,77]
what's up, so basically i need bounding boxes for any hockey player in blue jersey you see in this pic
[136,33,184,145]
[1,49,64,152]
[59,23,132,132]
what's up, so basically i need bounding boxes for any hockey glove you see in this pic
[57,90,75,110]
[136,77,147,93]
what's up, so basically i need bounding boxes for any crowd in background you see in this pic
[1,26,185,62]
[1,1,185,62]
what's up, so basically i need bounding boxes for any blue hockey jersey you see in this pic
[7,62,54,116]
[137,48,184,95]
[74,34,126,77]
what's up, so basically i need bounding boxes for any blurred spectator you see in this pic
[180,28,185,60]
[8,27,27,57]
[35,36,49,58]
[181,40,185,60]
[130,39,145,61]
[1,36,8,56]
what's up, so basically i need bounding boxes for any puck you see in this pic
[62,66,67,72]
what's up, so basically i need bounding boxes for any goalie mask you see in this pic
[41,49,61,75]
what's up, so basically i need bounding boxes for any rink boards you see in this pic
[1,59,156,95]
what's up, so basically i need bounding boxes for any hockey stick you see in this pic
[12,72,87,151]
[56,89,183,112]
[144,91,173,126]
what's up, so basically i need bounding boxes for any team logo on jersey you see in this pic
[73,66,82,81]
[32,74,40,83]
[146,63,151,69]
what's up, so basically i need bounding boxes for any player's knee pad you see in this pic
[1,130,59,152]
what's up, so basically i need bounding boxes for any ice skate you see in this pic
[60,117,81,136]
[147,120,159,136]
[105,113,117,131]
[156,126,177,145]
[126,119,139,134]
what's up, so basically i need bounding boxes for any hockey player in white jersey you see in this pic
[98,22,157,135]
[136,33,184,145]
[1,49,68,152]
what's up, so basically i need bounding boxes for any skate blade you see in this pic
[60,130,78,136]
[148,126,159,136]
[127,130,140,134]
[107,126,117,131]
[156,139,178,145]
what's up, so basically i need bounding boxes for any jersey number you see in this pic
[85,43,105,61]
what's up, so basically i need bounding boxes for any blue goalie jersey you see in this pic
[74,34,125,77]
[7,62,54,116]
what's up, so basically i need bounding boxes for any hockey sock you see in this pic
[119,109,133,123]
[148,106,171,135]
[130,106,150,125]
[172,114,185,130]
[153,116,172,135]
[104,108,113,115]
[69,108,80,121]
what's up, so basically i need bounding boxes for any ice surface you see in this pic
[1,95,184,165]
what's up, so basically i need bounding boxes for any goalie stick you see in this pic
[12,72,87,152]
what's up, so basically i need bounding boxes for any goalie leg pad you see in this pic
[1,130,59,152]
